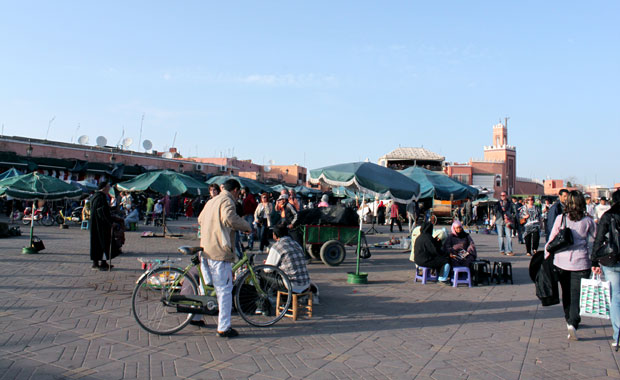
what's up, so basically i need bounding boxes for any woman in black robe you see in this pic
[414,222,451,283]
[90,181,114,270]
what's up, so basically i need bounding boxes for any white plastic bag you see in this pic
[579,274,611,319]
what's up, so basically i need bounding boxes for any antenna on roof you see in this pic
[116,127,125,147]
[72,123,80,143]
[142,139,152,151]
[45,116,55,140]
[96,136,107,147]
[162,152,173,159]
[171,132,177,148]
[138,113,145,151]
[122,137,133,150]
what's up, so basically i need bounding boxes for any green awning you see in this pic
[398,166,478,201]
[116,170,209,196]
[309,162,420,203]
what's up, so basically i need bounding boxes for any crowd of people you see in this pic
[191,179,317,338]
[82,176,620,345]
[409,186,620,348]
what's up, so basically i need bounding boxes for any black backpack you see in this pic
[597,215,620,266]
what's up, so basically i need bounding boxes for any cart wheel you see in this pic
[320,240,346,266]
[307,244,321,260]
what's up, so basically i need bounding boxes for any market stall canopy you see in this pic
[309,162,420,203]
[70,180,98,193]
[398,166,478,201]
[0,172,82,200]
[207,175,272,194]
[0,168,21,180]
[332,186,376,201]
[0,172,83,254]
[472,196,499,206]
[116,170,209,196]
[294,185,322,196]
[270,184,292,193]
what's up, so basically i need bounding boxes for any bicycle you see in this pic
[131,246,293,335]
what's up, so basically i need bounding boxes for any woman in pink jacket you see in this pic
[545,190,596,341]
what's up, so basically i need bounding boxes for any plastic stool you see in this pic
[276,290,313,321]
[129,222,138,231]
[80,220,89,230]
[492,261,514,284]
[471,260,491,286]
[414,266,438,284]
[451,266,472,287]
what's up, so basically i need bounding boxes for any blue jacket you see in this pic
[545,201,564,240]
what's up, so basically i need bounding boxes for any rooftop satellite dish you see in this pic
[265,159,274,172]
[142,139,153,150]
[96,136,107,147]
[78,135,89,145]
[122,137,133,149]
[162,152,173,159]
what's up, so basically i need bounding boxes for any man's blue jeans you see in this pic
[602,265,620,343]
[497,224,513,253]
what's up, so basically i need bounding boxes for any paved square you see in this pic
[1,219,618,379]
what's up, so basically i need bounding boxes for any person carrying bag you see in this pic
[592,189,620,350]
[545,191,596,341]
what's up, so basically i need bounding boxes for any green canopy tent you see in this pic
[116,170,209,197]
[310,162,420,284]
[116,170,210,237]
[293,185,322,197]
[271,184,322,197]
[398,166,479,201]
[0,172,82,254]
[0,168,24,223]
[207,175,272,194]
[0,168,21,180]
[270,184,292,194]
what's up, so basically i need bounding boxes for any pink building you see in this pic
[0,135,308,187]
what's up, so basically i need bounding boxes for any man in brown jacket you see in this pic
[197,179,251,338]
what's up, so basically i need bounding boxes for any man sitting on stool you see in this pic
[266,225,317,299]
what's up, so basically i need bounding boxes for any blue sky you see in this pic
[1,1,618,186]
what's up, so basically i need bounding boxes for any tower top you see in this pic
[492,122,508,147]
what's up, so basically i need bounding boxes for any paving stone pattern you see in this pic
[0,219,619,379]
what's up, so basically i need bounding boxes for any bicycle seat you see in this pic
[178,246,203,255]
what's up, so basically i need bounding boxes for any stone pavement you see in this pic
[0,218,619,380]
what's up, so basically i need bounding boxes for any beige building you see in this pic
[378,147,445,171]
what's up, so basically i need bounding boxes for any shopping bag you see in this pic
[579,274,611,319]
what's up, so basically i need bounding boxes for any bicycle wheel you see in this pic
[234,265,292,327]
[132,267,197,335]
[41,214,54,226]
